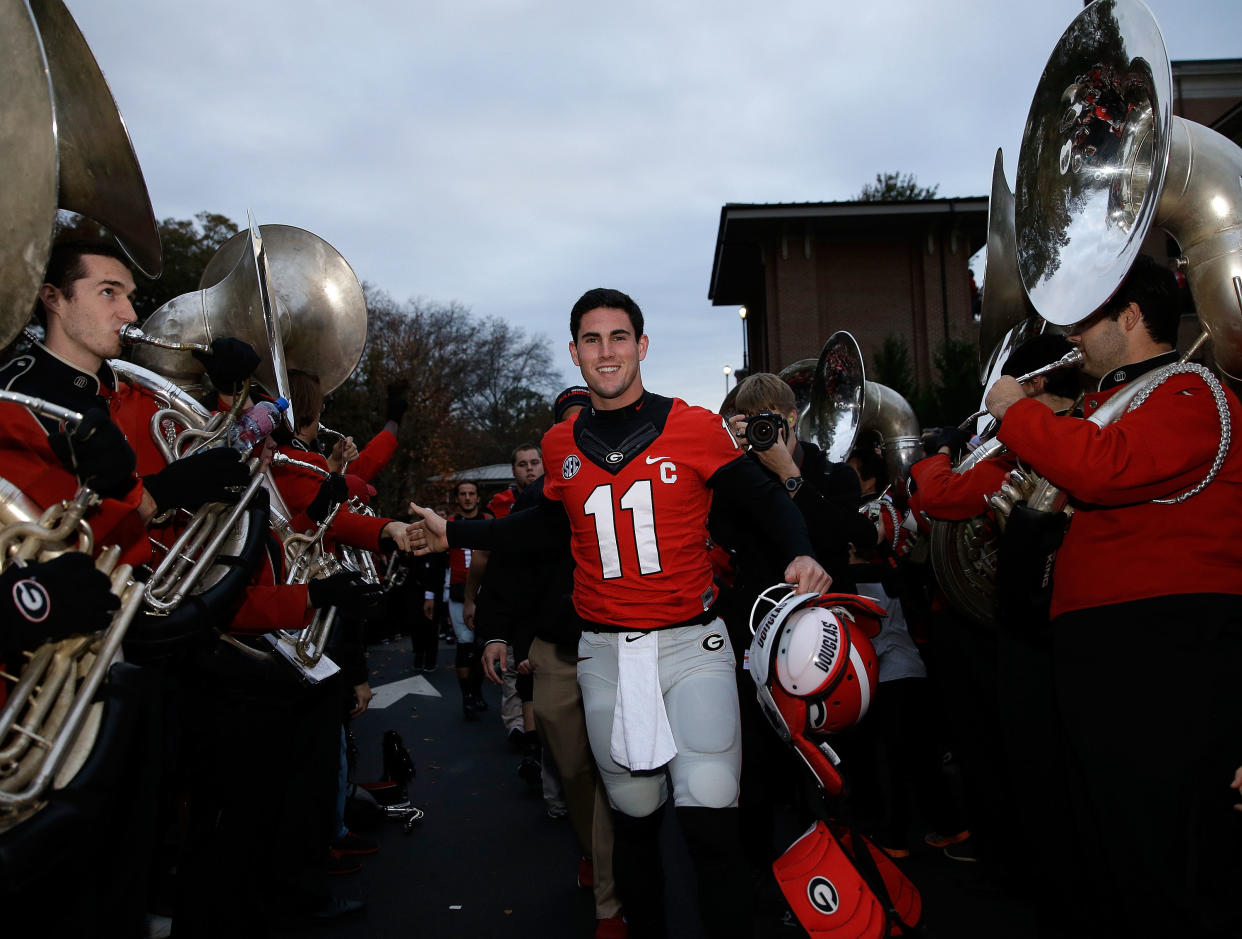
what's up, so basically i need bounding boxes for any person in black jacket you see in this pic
[708,371,877,885]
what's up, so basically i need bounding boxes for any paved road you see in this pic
[303,637,1038,938]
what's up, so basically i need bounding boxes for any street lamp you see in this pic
[722,365,732,395]
[738,307,749,373]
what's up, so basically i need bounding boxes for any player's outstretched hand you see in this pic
[784,555,831,595]
[406,501,448,554]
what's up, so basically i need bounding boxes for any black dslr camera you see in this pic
[744,410,788,451]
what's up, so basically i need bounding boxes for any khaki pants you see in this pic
[528,637,619,919]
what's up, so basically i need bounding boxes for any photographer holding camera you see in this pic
[716,373,876,596]
[708,373,878,885]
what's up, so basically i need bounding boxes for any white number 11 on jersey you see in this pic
[583,481,663,579]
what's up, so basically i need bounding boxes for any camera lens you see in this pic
[745,412,783,451]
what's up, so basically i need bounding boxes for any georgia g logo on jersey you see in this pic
[562,454,581,480]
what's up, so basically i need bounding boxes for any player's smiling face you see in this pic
[569,306,648,410]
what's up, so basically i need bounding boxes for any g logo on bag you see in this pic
[807,876,839,915]
[12,579,50,623]
[701,632,725,653]
[562,455,581,479]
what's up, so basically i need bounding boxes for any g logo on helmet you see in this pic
[562,455,581,480]
[807,876,839,915]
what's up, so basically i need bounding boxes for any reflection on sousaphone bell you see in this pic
[1,0,161,349]
[1015,0,1242,379]
[132,224,368,431]
[805,331,921,485]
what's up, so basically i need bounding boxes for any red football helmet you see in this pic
[748,586,883,794]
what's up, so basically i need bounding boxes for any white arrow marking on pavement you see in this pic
[369,675,442,709]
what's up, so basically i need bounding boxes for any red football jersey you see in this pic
[541,396,742,630]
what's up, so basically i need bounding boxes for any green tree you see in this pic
[856,172,939,202]
[324,287,564,516]
[872,333,981,430]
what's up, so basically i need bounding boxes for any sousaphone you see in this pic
[131,223,368,430]
[1015,0,1242,378]
[0,0,161,349]
[805,331,921,485]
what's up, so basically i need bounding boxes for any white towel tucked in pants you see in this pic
[609,631,677,771]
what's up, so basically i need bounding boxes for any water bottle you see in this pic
[228,397,290,454]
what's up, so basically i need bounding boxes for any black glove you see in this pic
[192,338,260,394]
[308,473,349,524]
[385,379,410,424]
[48,408,137,499]
[1,554,120,660]
[308,571,383,615]
[921,426,971,457]
[143,447,249,514]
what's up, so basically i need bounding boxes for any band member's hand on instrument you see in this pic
[405,502,448,554]
[921,426,971,457]
[984,376,1026,420]
[351,681,373,718]
[385,380,410,424]
[192,338,260,395]
[308,473,349,524]
[308,571,383,615]
[481,639,506,685]
[784,555,831,595]
[142,447,249,513]
[48,408,137,498]
[327,436,359,472]
[1,554,119,659]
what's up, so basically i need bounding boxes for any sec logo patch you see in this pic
[562,455,581,480]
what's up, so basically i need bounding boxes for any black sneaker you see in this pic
[507,727,525,751]
[473,694,489,712]
[517,756,541,785]
[463,697,479,721]
[942,838,979,863]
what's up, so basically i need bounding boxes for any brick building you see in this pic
[708,198,987,389]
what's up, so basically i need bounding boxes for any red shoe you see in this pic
[595,915,628,939]
[923,829,970,849]
[577,856,594,888]
[327,849,361,876]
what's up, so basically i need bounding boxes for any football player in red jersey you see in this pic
[409,288,829,939]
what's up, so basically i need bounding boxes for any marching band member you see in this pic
[985,256,1242,938]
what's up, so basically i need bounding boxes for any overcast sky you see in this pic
[68,0,1241,411]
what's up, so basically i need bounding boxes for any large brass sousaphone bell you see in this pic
[977,149,1044,383]
[1016,0,1242,378]
[805,331,921,485]
[131,224,368,428]
[0,0,161,349]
